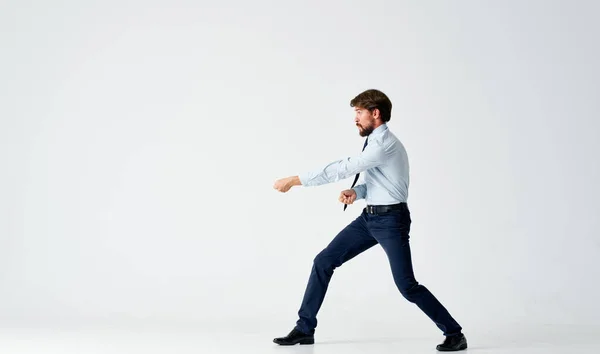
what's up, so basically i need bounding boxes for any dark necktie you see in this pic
[344,137,369,211]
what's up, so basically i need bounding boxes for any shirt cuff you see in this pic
[352,184,367,200]
[298,172,312,186]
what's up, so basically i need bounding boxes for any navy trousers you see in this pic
[294,205,462,336]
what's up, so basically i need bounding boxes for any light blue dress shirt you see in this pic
[298,123,410,205]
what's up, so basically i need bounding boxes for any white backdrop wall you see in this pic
[1,0,599,335]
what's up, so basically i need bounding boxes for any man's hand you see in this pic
[339,189,357,205]
[273,176,301,193]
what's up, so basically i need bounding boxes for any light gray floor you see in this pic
[0,324,597,354]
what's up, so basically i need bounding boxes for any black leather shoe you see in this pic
[436,333,467,351]
[273,328,314,345]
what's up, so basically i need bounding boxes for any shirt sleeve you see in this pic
[352,183,367,200]
[298,139,386,187]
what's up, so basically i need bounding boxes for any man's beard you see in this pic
[357,124,374,137]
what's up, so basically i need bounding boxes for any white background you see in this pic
[1,0,599,350]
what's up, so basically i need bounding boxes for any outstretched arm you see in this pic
[273,140,385,193]
[297,140,386,187]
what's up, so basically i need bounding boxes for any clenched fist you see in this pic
[339,189,357,204]
[273,176,301,193]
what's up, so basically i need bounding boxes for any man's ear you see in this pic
[372,108,381,120]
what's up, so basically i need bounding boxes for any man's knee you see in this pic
[398,281,422,301]
[313,251,338,273]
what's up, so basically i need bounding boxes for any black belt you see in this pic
[365,203,407,215]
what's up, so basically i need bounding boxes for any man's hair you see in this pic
[350,89,392,122]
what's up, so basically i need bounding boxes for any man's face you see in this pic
[354,107,376,137]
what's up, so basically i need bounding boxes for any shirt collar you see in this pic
[367,123,388,142]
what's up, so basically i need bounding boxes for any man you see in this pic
[272,89,467,352]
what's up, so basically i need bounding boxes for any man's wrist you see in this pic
[291,176,302,186]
